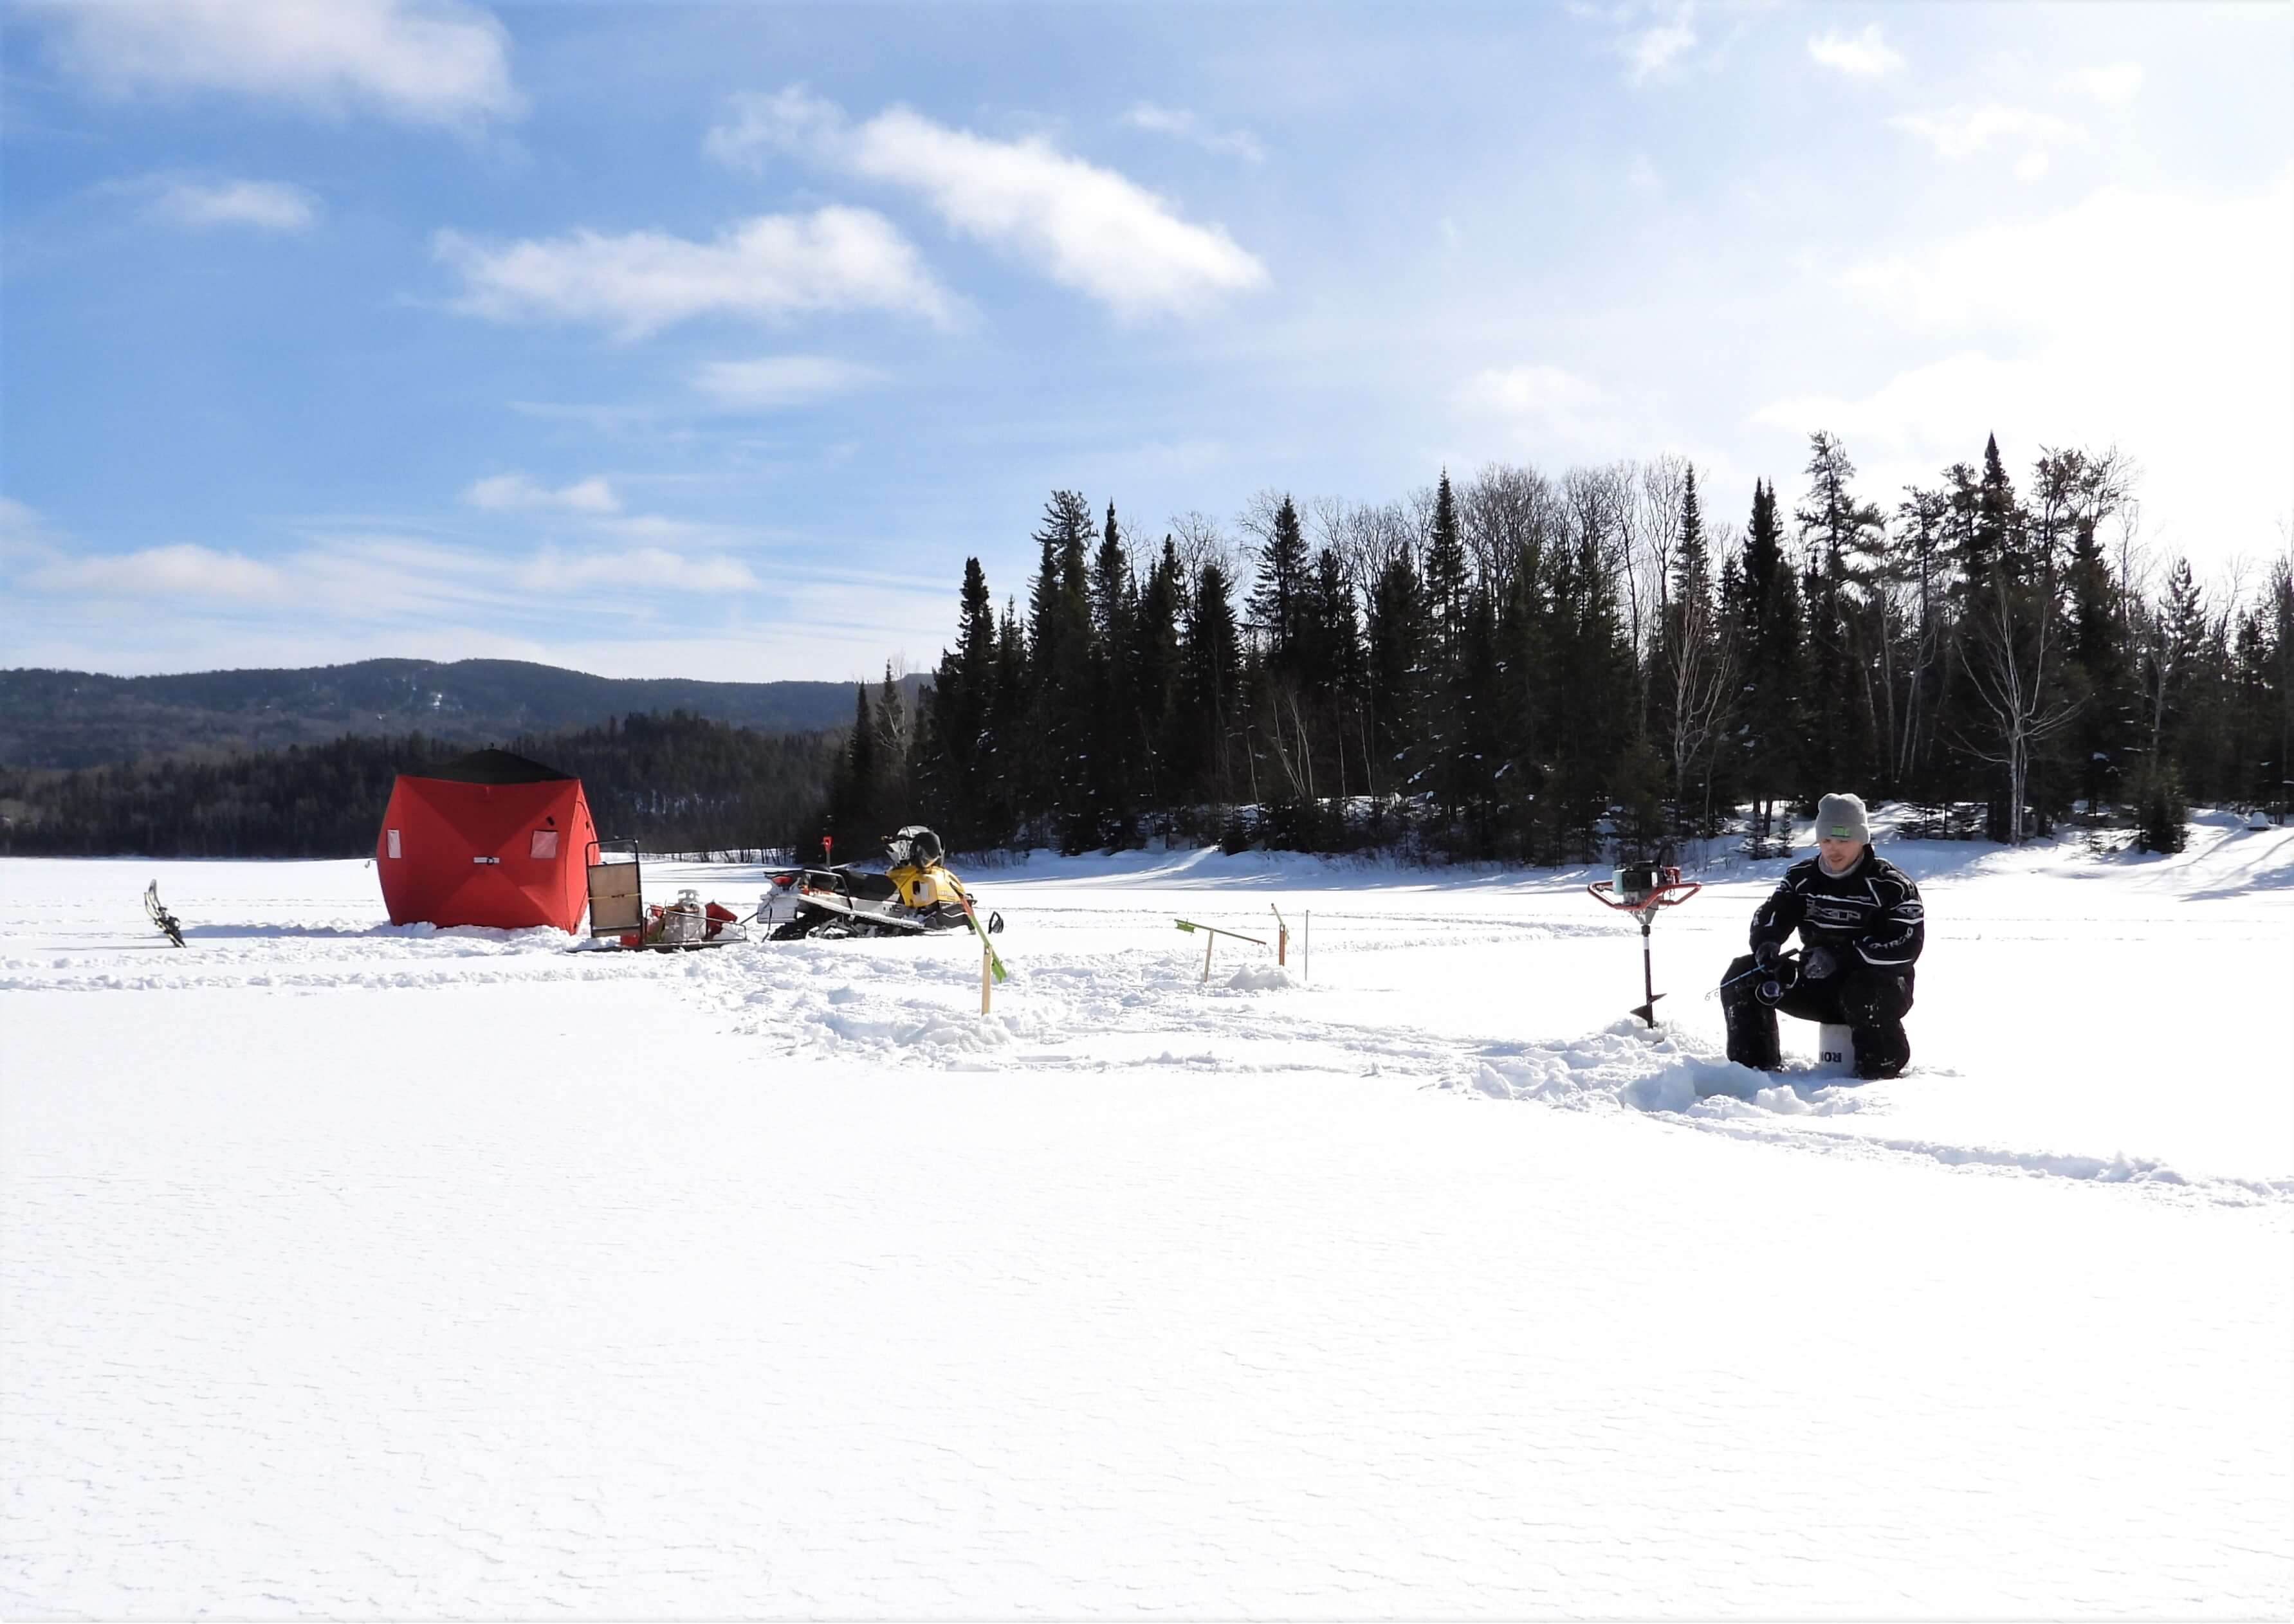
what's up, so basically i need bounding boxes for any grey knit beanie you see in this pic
[1816,792,1871,844]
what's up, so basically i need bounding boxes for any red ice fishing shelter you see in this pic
[375,749,599,931]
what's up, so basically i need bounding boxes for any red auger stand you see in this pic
[1586,864,1703,1027]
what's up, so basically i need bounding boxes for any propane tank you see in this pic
[665,888,706,945]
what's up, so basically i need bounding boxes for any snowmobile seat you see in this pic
[825,868,901,904]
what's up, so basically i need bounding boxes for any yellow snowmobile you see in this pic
[759,825,1002,940]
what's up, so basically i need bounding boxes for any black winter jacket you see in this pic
[1749,848,1925,978]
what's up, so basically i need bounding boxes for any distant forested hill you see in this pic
[0,711,841,859]
[0,659,921,768]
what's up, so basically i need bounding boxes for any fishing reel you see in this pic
[1748,948,1803,1007]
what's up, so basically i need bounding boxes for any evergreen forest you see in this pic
[0,712,838,860]
[853,430,2293,862]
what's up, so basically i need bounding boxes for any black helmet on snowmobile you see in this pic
[886,824,944,869]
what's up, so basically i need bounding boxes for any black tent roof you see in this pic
[407,748,576,785]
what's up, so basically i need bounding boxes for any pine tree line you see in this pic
[873,433,2293,861]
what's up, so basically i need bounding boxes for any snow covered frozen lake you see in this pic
[5,817,2291,1616]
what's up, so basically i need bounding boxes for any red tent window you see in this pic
[387,828,401,859]
[529,829,559,860]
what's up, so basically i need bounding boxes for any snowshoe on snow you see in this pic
[143,881,185,948]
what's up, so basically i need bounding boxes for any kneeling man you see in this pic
[1720,792,1923,1080]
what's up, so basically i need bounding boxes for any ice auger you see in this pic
[1586,864,1702,1027]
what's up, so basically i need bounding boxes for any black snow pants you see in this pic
[1719,954,1914,1079]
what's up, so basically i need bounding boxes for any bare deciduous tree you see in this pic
[1167,510,1240,581]
[1459,462,1559,603]
[1955,563,2078,844]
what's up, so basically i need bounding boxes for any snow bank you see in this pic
[1226,963,1294,990]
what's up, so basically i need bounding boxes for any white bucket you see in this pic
[1815,1023,1855,1076]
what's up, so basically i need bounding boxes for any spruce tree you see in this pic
[1493,543,1551,856]
[1444,587,1502,852]
[1364,547,1429,807]
[1245,495,1310,670]
[1423,470,1468,661]
[1734,479,1805,844]
[1131,538,1186,820]
[1794,432,1884,797]
[1891,485,1951,795]
[1180,561,1244,807]
[825,683,876,848]
[1973,433,2022,585]
[2266,559,2294,822]
[2062,517,2132,820]
[872,662,910,827]
[1091,502,1140,844]
[1025,491,1103,850]
[1653,464,1728,833]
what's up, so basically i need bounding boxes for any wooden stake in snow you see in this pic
[1271,904,1288,966]
[980,936,993,1015]
[1175,918,1267,983]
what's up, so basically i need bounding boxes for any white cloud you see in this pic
[20,529,764,621]
[1121,102,1267,164]
[706,87,1269,319]
[28,543,289,603]
[1755,176,2294,553]
[23,0,521,130]
[1832,183,2282,327]
[434,206,956,337]
[1888,104,2082,161]
[1462,363,1608,419]
[461,473,621,513]
[513,548,760,596]
[2083,63,2144,104]
[1807,23,1904,78]
[1619,5,1696,84]
[1458,363,1630,454]
[0,496,55,558]
[693,355,885,408]
[589,513,740,548]
[147,178,320,233]
[2014,152,2050,183]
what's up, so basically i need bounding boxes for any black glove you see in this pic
[1802,945,1837,980]
[1754,940,1783,972]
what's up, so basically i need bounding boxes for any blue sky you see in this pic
[2,1,2288,682]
